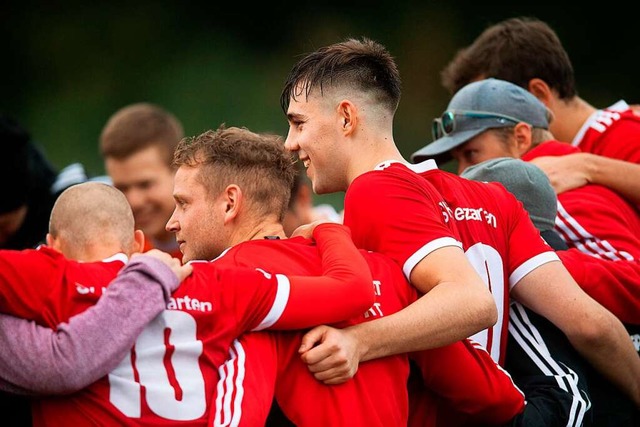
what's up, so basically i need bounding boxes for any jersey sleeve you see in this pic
[591,114,640,163]
[257,223,374,330]
[409,339,525,425]
[558,248,640,324]
[501,190,559,289]
[0,248,61,318]
[0,256,173,395]
[344,169,461,279]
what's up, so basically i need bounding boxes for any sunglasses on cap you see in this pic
[431,110,522,140]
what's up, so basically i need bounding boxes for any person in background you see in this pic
[439,16,640,207]
[0,113,89,427]
[412,78,640,264]
[99,102,183,258]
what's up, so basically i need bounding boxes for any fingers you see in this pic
[299,325,327,353]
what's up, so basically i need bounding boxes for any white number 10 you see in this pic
[108,310,206,421]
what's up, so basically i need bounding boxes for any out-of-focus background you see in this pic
[3,1,637,209]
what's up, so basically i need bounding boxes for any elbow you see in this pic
[355,279,376,313]
[478,291,498,330]
[566,310,617,350]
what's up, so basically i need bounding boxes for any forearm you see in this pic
[0,256,177,395]
[570,312,640,407]
[587,154,640,206]
[350,281,494,362]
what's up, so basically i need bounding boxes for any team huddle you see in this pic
[1,16,640,427]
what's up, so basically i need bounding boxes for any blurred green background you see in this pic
[3,1,638,210]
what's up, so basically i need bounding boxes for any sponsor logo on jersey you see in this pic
[454,206,497,228]
[167,295,213,312]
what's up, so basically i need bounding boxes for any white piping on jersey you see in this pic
[373,159,410,170]
[372,158,439,174]
[509,251,559,290]
[253,274,290,330]
[214,340,246,427]
[571,100,628,147]
[509,303,590,427]
[403,237,462,279]
[555,201,633,261]
[101,252,128,264]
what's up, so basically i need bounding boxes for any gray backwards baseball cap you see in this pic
[411,78,550,163]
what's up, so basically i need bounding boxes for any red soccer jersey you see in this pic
[523,141,640,261]
[211,237,415,427]
[408,339,524,427]
[343,161,462,280]
[0,224,373,426]
[572,101,640,163]
[409,160,557,365]
[559,248,640,325]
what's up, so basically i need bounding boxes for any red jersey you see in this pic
[523,141,640,261]
[0,224,373,426]
[409,160,557,365]
[408,339,524,427]
[572,100,640,163]
[211,237,414,427]
[559,248,640,324]
[343,161,462,280]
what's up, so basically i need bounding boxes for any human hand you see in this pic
[290,219,335,240]
[132,249,193,283]
[299,325,361,385]
[529,153,591,194]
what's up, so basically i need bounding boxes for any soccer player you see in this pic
[162,124,525,426]
[280,36,640,421]
[412,78,640,264]
[0,181,376,426]
[439,16,640,206]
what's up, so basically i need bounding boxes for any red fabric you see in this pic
[559,248,640,324]
[0,226,372,426]
[211,236,414,427]
[408,340,525,427]
[575,105,640,164]
[524,140,640,262]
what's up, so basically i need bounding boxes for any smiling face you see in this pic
[165,165,229,262]
[105,145,176,243]
[283,89,351,195]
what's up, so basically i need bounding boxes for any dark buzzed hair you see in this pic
[280,37,402,114]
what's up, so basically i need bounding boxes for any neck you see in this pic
[549,96,596,144]
[347,138,406,185]
[231,217,287,245]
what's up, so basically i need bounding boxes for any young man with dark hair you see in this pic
[280,37,640,425]
[440,16,640,206]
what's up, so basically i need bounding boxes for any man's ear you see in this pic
[223,185,242,224]
[132,229,145,253]
[338,100,358,136]
[527,78,554,108]
[513,122,534,156]
[46,233,57,249]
